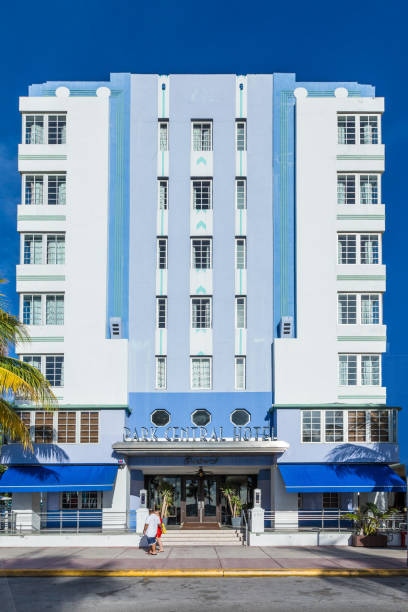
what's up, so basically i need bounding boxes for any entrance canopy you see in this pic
[0,465,118,492]
[279,463,406,493]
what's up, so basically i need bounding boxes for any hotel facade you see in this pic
[1,72,405,535]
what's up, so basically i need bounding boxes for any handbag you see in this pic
[139,534,149,549]
[161,522,167,534]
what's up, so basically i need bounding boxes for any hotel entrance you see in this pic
[145,473,257,526]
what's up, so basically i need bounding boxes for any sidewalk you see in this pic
[0,546,406,572]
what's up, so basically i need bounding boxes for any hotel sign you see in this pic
[123,426,273,443]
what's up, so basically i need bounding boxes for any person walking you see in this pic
[155,509,165,553]
[143,508,161,556]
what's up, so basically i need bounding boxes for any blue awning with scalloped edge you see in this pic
[0,465,118,492]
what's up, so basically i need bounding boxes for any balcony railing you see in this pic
[263,510,407,533]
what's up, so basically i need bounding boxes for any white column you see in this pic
[271,466,299,529]
[102,465,129,530]
[12,493,38,532]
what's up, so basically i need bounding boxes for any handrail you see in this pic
[241,509,248,546]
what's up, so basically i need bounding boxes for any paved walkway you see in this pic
[0,546,406,570]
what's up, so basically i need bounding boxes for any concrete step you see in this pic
[162,530,243,546]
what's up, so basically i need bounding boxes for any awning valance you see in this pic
[279,463,406,493]
[0,464,118,492]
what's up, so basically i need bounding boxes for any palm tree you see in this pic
[0,279,56,449]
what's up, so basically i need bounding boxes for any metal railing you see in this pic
[263,510,408,533]
[241,509,249,546]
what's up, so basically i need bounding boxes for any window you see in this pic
[81,492,99,509]
[48,175,66,205]
[159,122,168,151]
[370,410,389,442]
[46,295,64,325]
[34,411,53,443]
[360,116,378,145]
[235,356,246,390]
[337,175,355,205]
[236,179,247,209]
[157,238,168,269]
[24,234,43,264]
[361,355,380,386]
[191,238,212,269]
[236,121,246,151]
[45,355,64,387]
[191,409,211,426]
[48,115,66,144]
[360,175,379,205]
[61,492,78,509]
[236,296,246,328]
[25,115,44,144]
[231,409,250,426]
[302,411,321,442]
[325,411,344,442]
[23,295,42,325]
[338,234,381,264]
[57,412,76,443]
[339,354,381,386]
[16,411,31,432]
[156,297,167,328]
[80,412,99,443]
[192,122,212,151]
[192,180,212,210]
[191,297,212,328]
[348,410,367,442]
[191,357,212,389]
[235,238,247,269]
[24,175,44,205]
[158,180,168,210]
[338,115,356,144]
[338,294,357,324]
[47,234,65,264]
[151,409,170,426]
[361,294,380,324]
[323,493,339,509]
[155,356,167,390]
[22,355,42,371]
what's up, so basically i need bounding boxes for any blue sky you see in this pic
[1,0,407,464]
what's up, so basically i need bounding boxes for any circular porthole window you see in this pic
[151,409,170,427]
[191,409,211,427]
[231,409,251,426]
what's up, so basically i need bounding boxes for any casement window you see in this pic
[236,179,247,209]
[337,175,355,205]
[338,174,380,206]
[22,355,42,370]
[235,296,247,328]
[47,234,65,264]
[191,357,212,389]
[46,295,64,325]
[80,411,99,443]
[23,235,43,264]
[338,293,381,325]
[338,114,380,145]
[235,238,247,269]
[360,175,379,205]
[23,174,66,206]
[22,294,42,325]
[24,114,66,145]
[191,297,212,328]
[370,410,389,442]
[325,410,344,443]
[339,354,381,386]
[348,410,367,442]
[45,355,64,387]
[156,297,167,328]
[301,410,321,442]
[191,238,212,269]
[192,121,212,151]
[236,120,247,151]
[323,493,339,509]
[61,491,100,510]
[192,179,212,210]
[155,356,167,390]
[159,122,168,151]
[158,179,168,210]
[235,356,246,390]
[34,411,53,443]
[157,238,168,269]
[337,233,381,264]
[57,411,76,443]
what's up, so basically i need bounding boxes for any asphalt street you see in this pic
[0,576,408,612]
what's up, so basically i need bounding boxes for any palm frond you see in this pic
[0,398,32,449]
[0,356,56,409]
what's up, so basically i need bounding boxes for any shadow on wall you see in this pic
[1,444,69,465]
[326,443,397,464]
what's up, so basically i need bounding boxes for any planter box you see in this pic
[231,517,241,529]
[352,534,387,547]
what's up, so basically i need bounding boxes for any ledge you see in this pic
[112,440,290,455]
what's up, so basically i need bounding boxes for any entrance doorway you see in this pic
[182,476,218,523]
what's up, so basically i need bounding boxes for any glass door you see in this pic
[182,476,220,523]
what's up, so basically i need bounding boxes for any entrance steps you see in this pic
[162,529,243,546]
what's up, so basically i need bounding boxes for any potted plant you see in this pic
[345,502,398,547]
[159,483,174,527]
[222,488,243,528]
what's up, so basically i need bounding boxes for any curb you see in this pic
[1,568,408,578]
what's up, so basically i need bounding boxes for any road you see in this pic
[1,576,408,611]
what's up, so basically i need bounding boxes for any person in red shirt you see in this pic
[155,509,164,552]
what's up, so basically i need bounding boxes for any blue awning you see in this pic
[279,464,406,493]
[0,465,118,492]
